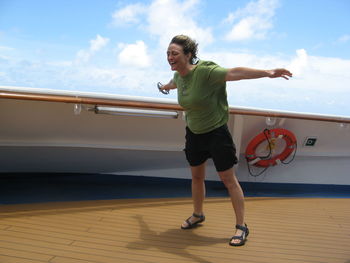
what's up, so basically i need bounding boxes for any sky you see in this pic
[1,0,350,116]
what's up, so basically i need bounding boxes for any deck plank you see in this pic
[0,247,53,262]
[0,197,349,263]
[49,256,100,263]
[0,255,46,263]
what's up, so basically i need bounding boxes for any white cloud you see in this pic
[288,49,308,76]
[76,34,110,63]
[0,46,14,52]
[90,35,110,52]
[202,50,286,69]
[224,0,279,41]
[111,0,213,48]
[111,3,147,25]
[337,34,350,44]
[118,40,151,68]
[76,50,90,64]
[147,0,213,47]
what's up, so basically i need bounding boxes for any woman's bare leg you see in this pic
[218,167,246,245]
[181,162,206,228]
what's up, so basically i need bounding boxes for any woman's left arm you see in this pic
[225,67,292,81]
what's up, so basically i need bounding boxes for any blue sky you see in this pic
[1,0,350,116]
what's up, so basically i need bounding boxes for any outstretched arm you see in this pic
[225,67,292,81]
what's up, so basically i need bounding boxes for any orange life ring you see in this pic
[245,128,297,167]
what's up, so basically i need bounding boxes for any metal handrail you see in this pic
[1,90,350,124]
[94,106,179,119]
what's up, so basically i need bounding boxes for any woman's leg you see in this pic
[181,162,206,228]
[218,167,246,245]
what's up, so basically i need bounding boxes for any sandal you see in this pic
[229,223,249,246]
[181,213,205,229]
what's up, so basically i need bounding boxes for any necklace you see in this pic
[181,78,189,96]
[182,83,187,95]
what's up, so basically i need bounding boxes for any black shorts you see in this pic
[184,124,238,172]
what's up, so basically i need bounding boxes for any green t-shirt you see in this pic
[174,60,229,134]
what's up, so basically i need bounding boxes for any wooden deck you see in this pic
[0,197,349,263]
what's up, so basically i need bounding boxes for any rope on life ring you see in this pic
[245,128,297,169]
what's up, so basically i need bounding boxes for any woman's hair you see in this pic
[170,35,198,64]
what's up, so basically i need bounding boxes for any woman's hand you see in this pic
[268,68,293,80]
[158,80,177,94]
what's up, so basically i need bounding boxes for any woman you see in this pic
[160,35,292,246]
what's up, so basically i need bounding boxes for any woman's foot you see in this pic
[181,213,205,229]
[229,224,249,246]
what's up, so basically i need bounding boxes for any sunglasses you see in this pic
[157,82,169,95]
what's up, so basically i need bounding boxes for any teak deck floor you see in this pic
[0,197,349,263]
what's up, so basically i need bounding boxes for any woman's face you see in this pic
[167,43,191,72]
